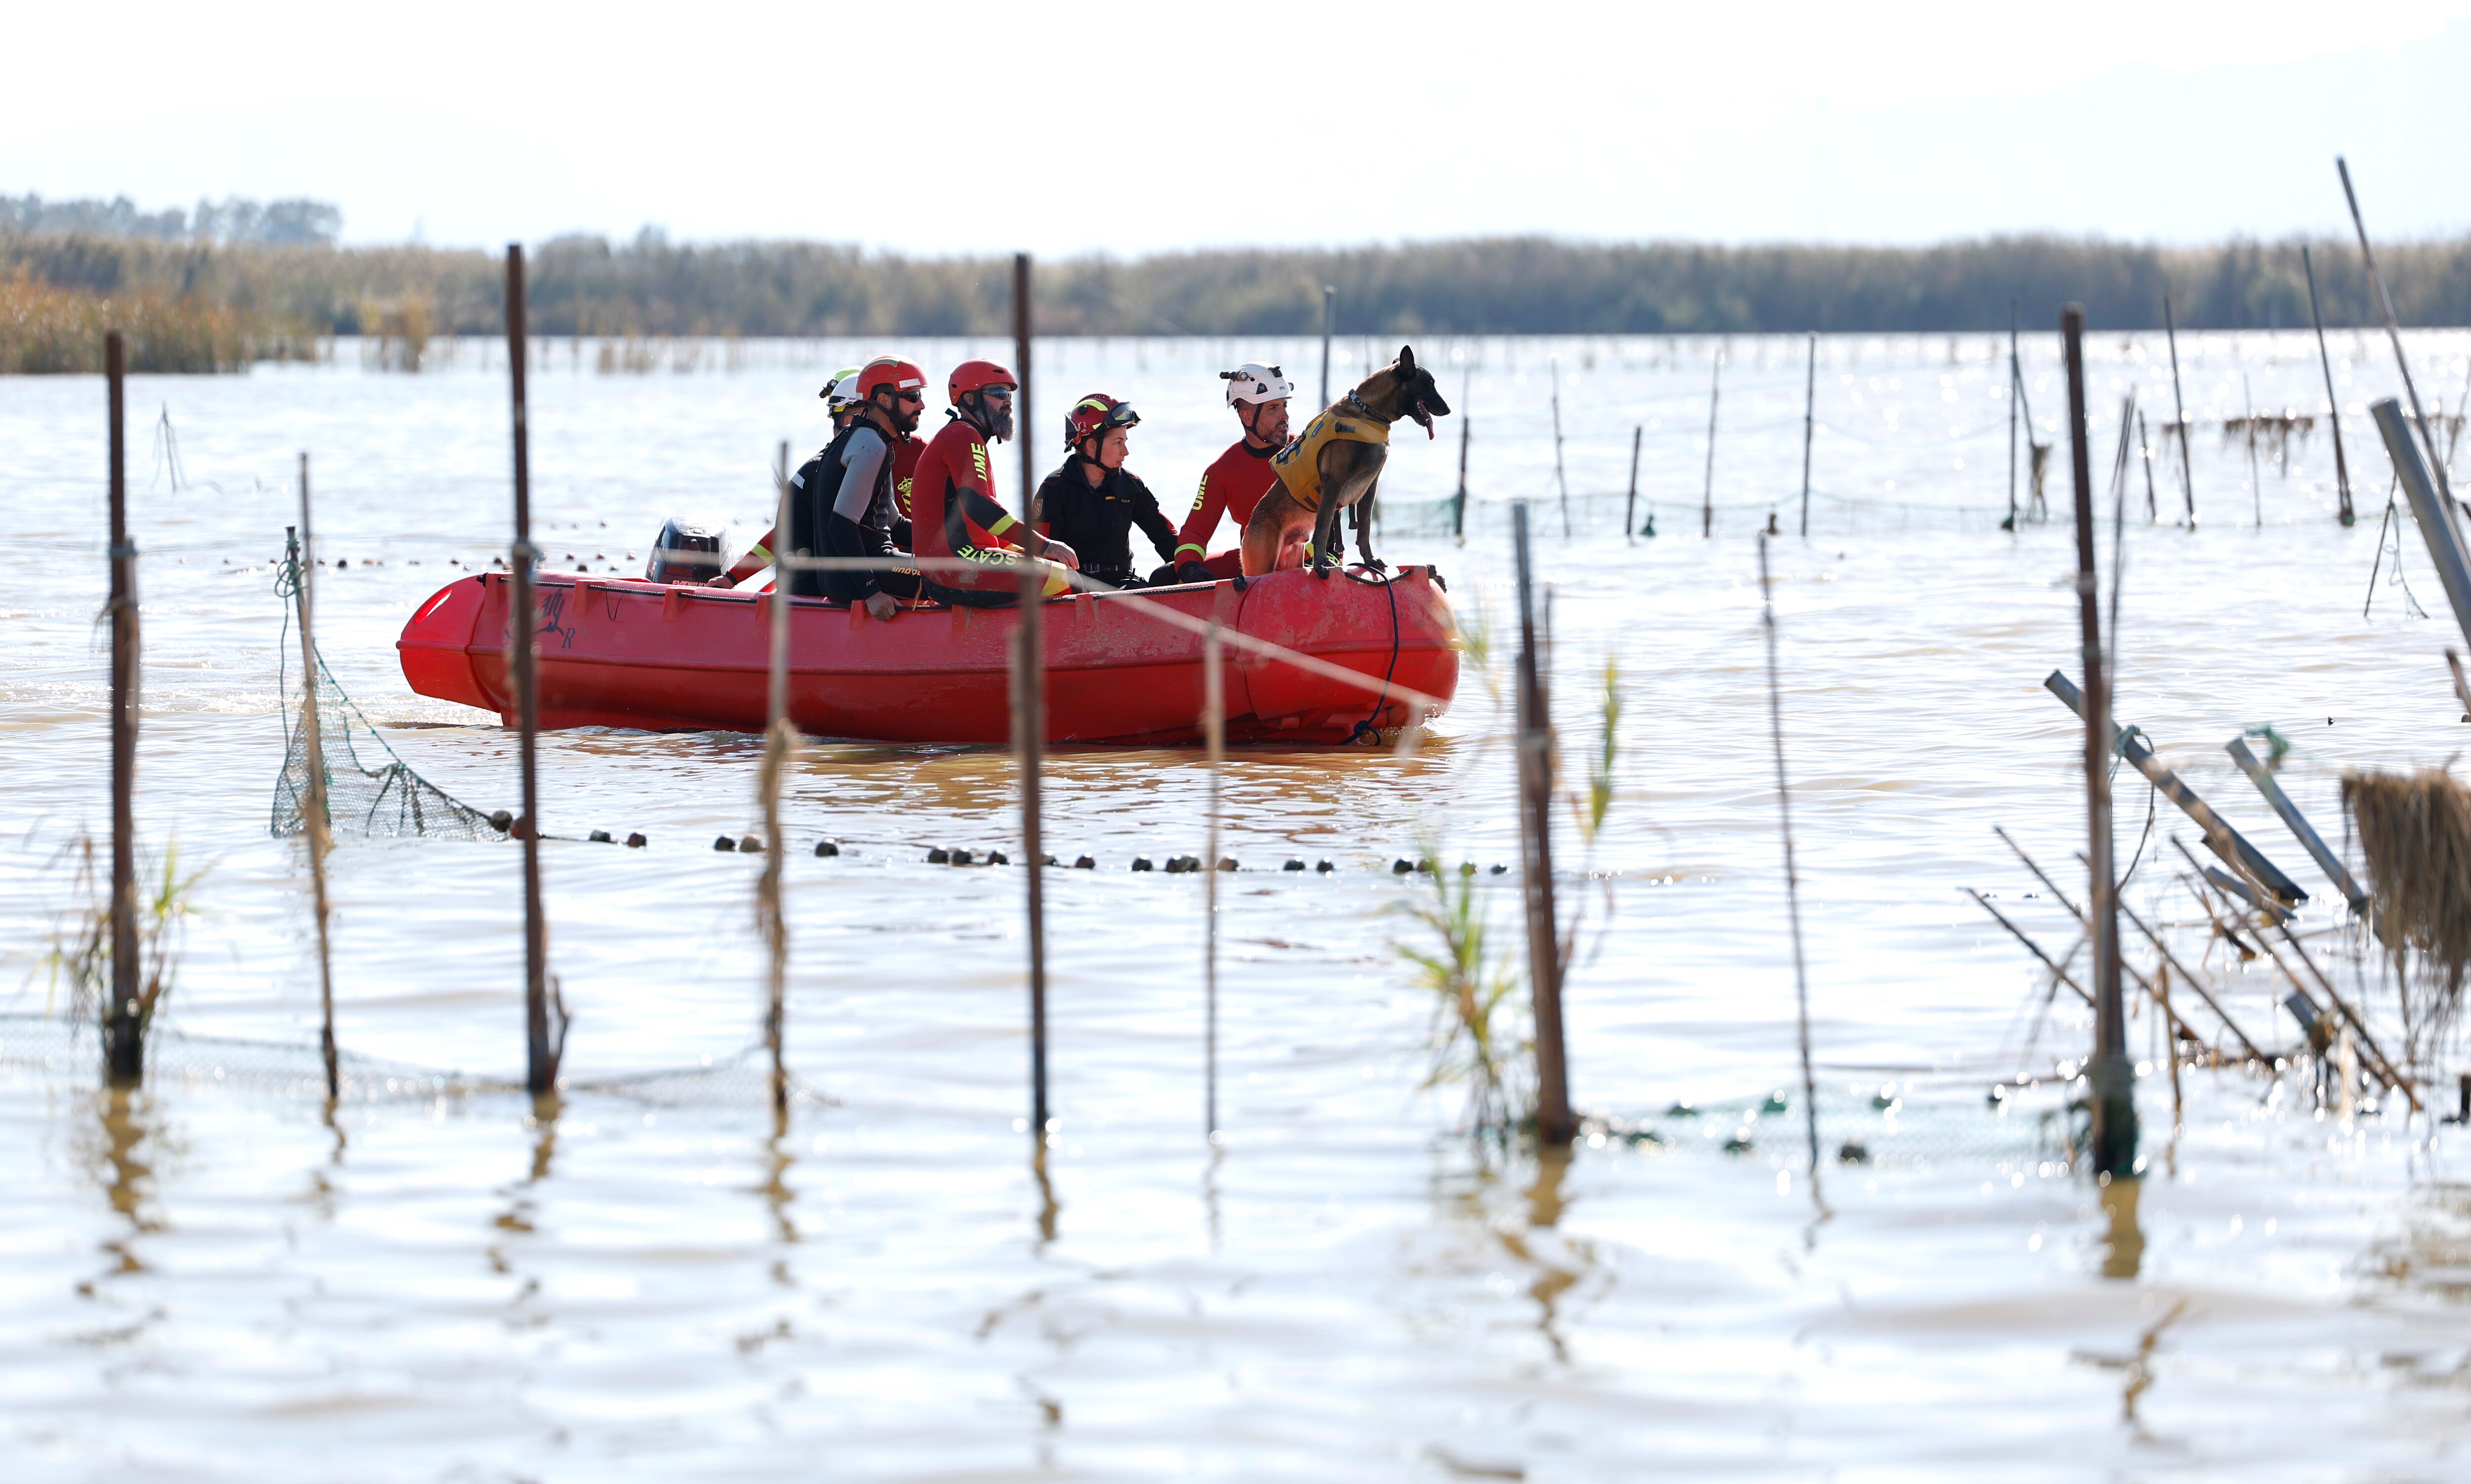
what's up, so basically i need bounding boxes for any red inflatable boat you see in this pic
[397,566,1459,744]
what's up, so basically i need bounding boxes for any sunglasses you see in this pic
[896,390,925,403]
[978,388,1015,403]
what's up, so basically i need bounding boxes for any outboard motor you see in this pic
[644,518,724,585]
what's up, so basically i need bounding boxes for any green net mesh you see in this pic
[271,549,507,842]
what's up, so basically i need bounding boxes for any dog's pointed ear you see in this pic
[1396,345,1416,375]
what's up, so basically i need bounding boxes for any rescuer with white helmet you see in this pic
[1169,362,1297,582]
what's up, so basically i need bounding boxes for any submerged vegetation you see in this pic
[1396,848,1530,1136]
[41,836,207,1073]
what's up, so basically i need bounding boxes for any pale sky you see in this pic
[9,0,2471,254]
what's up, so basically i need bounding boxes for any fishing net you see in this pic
[0,1013,822,1110]
[271,548,507,842]
[1372,489,2015,543]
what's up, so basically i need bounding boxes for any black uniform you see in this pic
[1031,454,1179,588]
[788,422,922,604]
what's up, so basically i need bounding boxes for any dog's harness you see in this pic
[1271,394,1391,513]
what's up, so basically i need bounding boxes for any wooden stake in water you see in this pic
[1453,369,1472,542]
[1623,425,1641,543]
[2138,412,2158,523]
[505,244,554,1098]
[2165,295,2196,526]
[1756,534,1822,1201]
[758,444,796,1120]
[1014,253,1036,516]
[1701,351,1722,539]
[1799,331,1818,539]
[2301,245,2356,527]
[1014,252,1050,1136]
[2339,156,2460,517]
[1512,506,1574,1146]
[1551,359,1572,539]
[2063,303,2136,1181]
[105,330,142,1088]
[1318,285,1336,411]
[2243,373,2262,529]
[1203,627,1224,1142]
[294,457,338,1102]
[2007,300,2020,528]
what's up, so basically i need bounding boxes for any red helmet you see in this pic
[1063,392,1139,447]
[948,359,1017,402]
[854,356,927,400]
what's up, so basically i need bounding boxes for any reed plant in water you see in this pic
[0,274,306,373]
[1394,841,1530,1138]
[41,836,206,1070]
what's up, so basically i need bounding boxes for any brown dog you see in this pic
[1240,346,1451,578]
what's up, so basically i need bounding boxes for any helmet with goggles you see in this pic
[1063,392,1139,448]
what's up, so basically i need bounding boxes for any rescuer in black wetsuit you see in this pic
[1030,393,1178,589]
[786,355,928,618]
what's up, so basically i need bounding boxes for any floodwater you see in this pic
[5,331,2471,1479]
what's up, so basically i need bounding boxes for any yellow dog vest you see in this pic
[1271,407,1389,513]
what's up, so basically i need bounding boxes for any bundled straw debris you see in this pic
[2342,767,2471,1060]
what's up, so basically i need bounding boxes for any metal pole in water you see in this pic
[2165,296,2196,526]
[1512,506,1574,1146]
[506,244,553,1098]
[1203,628,1223,1143]
[1799,331,1817,539]
[1319,285,1335,410]
[1757,535,1822,1199]
[1701,350,1721,539]
[105,331,141,1087]
[2064,303,2135,1182]
[1623,425,1641,544]
[1550,359,1571,539]
[294,458,338,1103]
[2302,246,2356,527]
[1014,252,1049,1137]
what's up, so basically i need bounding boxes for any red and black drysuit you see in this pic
[1032,453,1179,588]
[911,414,1063,606]
[785,421,922,604]
[1174,437,1283,580]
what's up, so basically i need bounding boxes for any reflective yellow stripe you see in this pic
[986,512,1020,537]
[1174,542,1206,559]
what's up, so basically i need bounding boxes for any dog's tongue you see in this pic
[1417,400,1435,439]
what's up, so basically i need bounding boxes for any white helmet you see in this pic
[820,365,865,411]
[1220,362,1294,406]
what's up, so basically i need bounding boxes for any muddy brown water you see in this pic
[5,333,2468,1478]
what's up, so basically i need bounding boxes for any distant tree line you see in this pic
[11,199,2471,340]
[1,193,342,247]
